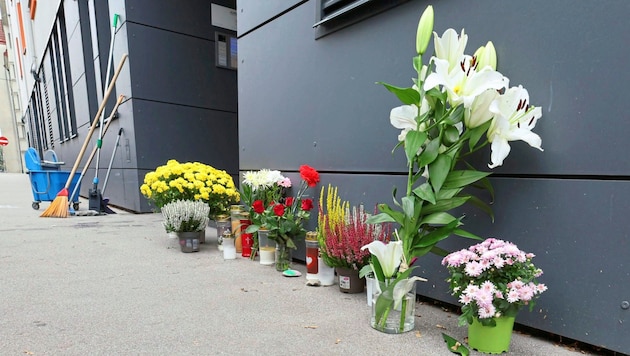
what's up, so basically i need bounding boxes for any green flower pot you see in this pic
[468,316,515,354]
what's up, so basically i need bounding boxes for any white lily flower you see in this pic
[433,28,468,72]
[424,56,507,108]
[474,41,497,71]
[361,240,403,279]
[487,85,543,168]
[464,89,499,129]
[390,100,429,141]
[392,276,427,309]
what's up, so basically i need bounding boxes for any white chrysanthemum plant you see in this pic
[442,238,547,326]
[161,200,210,233]
[367,5,544,278]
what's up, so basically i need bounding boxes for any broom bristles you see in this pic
[40,188,70,218]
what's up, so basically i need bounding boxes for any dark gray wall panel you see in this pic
[127,22,237,113]
[239,0,630,176]
[132,99,238,174]
[238,0,630,352]
[237,0,304,36]
[126,0,235,40]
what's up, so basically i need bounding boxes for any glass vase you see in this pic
[371,279,416,334]
[275,242,292,272]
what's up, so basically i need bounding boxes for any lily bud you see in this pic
[474,41,497,71]
[416,5,434,55]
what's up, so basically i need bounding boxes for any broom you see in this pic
[67,94,125,212]
[40,54,128,218]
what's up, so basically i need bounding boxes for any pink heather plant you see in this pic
[323,205,391,270]
[442,238,547,326]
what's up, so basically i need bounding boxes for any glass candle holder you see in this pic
[215,214,231,251]
[257,228,276,265]
[305,231,319,282]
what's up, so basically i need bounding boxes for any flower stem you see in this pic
[399,298,408,331]
[379,305,392,330]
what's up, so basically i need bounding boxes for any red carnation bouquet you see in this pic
[246,165,320,249]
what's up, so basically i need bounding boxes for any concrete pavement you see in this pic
[0,172,592,355]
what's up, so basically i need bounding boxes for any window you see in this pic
[314,0,410,38]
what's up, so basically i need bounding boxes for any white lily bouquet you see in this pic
[367,4,544,296]
[362,238,426,333]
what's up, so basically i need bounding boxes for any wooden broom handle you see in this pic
[76,95,125,179]
[64,54,128,189]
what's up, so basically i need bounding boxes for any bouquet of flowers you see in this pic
[246,165,320,248]
[442,238,547,326]
[318,184,390,270]
[161,200,210,232]
[240,169,291,225]
[140,159,240,217]
[367,5,544,266]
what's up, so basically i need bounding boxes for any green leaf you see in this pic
[402,196,415,220]
[377,82,420,105]
[442,125,460,146]
[422,196,470,215]
[419,212,457,225]
[442,333,470,356]
[417,137,440,167]
[453,228,483,240]
[371,256,385,282]
[245,224,260,233]
[413,183,436,205]
[443,170,491,189]
[430,245,450,257]
[436,187,463,200]
[366,211,398,224]
[376,204,405,225]
[404,131,427,163]
[416,220,459,247]
[429,154,452,193]
[444,104,465,125]
[468,120,492,151]
[467,195,495,222]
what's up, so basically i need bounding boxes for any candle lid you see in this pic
[305,231,318,241]
[215,214,230,221]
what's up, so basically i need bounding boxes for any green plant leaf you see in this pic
[444,105,465,125]
[442,125,460,146]
[419,212,457,225]
[436,187,463,200]
[404,131,427,163]
[416,220,459,247]
[443,170,491,189]
[442,333,470,356]
[377,82,420,105]
[430,245,450,257]
[401,195,416,220]
[417,137,440,167]
[453,228,483,240]
[412,182,436,205]
[468,120,492,151]
[370,206,403,225]
[429,154,453,193]
[422,196,470,215]
[467,195,495,222]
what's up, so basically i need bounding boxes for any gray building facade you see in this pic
[237,0,629,353]
[9,0,237,212]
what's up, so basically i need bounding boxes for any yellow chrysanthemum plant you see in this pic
[140,159,240,217]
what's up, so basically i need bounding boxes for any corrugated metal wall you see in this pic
[237,0,630,353]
